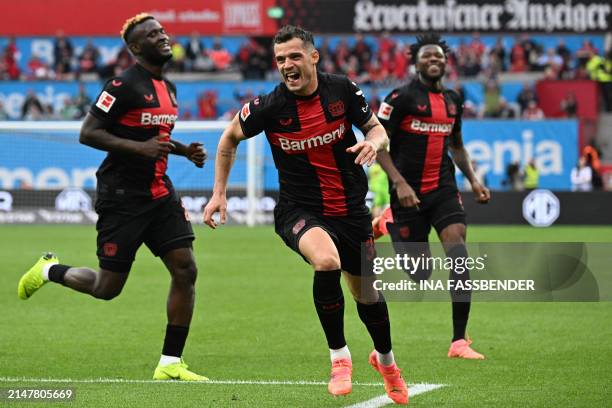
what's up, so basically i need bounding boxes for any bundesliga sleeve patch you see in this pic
[240,102,251,122]
[378,102,394,120]
[96,91,116,113]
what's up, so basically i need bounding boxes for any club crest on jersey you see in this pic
[328,100,345,117]
[377,102,393,120]
[448,103,457,116]
[240,103,251,121]
[279,117,293,126]
[95,91,116,113]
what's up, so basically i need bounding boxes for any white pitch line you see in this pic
[0,377,384,386]
[344,384,445,408]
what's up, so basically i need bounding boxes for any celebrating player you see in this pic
[375,33,491,359]
[17,14,209,380]
[203,26,408,404]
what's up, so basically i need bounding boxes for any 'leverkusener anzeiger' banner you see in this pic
[281,0,611,33]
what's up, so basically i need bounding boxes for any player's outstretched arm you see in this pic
[347,114,389,166]
[80,113,174,158]
[203,113,247,228]
[169,139,207,168]
[449,131,490,203]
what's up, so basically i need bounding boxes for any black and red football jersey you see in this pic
[239,72,372,217]
[377,79,463,195]
[89,63,179,202]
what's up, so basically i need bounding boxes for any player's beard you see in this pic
[148,52,173,66]
[419,68,445,84]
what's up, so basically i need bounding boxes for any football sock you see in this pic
[447,244,472,342]
[47,264,70,284]
[330,345,351,362]
[161,324,189,358]
[313,270,346,350]
[159,355,181,366]
[377,350,395,367]
[356,293,392,354]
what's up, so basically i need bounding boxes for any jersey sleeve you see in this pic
[377,88,405,137]
[345,79,372,127]
[89,77,131,125]
[238,95,268,138]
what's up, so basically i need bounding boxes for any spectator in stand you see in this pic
[168,41,186,72]
[537,48,563,74]
[242,42,269,79]
[21,90,44,120]
[489,37,506,72]
[503,161,522,191]
[520,34,542,71]
[583,142,603,190]
[587,47,612,112]
[510,38,527,72]
[495,98,517,119]
[73,83,91,118]
[516,82,538,114]
[184,32,204,71]
[351,33,372,74]
[333,39,351,72]
[522,159,539,190]
[26,54,53,80]
[523,100,545,120]
[576,40,598,67]
[368,87,381,114]
[197,90,218,119]
[3,37,21,79]
[571,156,593,191]
[392,43,409,81]
[77,40,100,75]
[482,79,501,117]
[560,92,578,117]
[60,96,80,120]
[53,31,73,75]
[209,38,232,71]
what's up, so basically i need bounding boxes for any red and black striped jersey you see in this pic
[377,79,463,195]
[89,63,178,202]
[239,72,372,217]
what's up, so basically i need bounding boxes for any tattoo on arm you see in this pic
[360,116,378,135]
[219,148,236,159]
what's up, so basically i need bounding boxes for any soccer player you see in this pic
[375,34,491,359]
[203,26,408,404]
[17,14,209,380]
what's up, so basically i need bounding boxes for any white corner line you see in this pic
[344,383,445,408]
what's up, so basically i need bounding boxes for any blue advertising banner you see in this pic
[460,120,578,190]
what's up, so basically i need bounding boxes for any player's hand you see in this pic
[395,180,421,209]
[346,140,377,166]
[186,142,206,168]
[203,194,227,229]
[471,181,491,203]
[141,134,175,159]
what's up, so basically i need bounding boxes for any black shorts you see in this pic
[389,186,466,243]
[96,192,194,273]
[274,201,374,276]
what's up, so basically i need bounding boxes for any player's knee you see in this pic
[171,261,198,286]
[440,224,466,243]
[311,253,341,271]
[92,286,123,301]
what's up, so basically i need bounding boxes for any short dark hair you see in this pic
[410,33,451,64]
[121,13,155,44]
[273,25,315,48]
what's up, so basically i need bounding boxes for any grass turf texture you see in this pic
[1,225,611,407]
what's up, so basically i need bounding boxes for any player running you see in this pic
[17,14,209,380]
[203,26,408,404]
[375,34,491,359]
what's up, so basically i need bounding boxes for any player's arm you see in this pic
[169,139,207,168]
[347,114,388,166]
[80,113,174,159]
[449,131,490,203]
[377,147,420,208]
[203,113,247,228]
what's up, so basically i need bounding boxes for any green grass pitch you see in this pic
[1,225,611,407]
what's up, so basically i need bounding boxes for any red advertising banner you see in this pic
[0,0,278,36]
[535,79,600,148]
